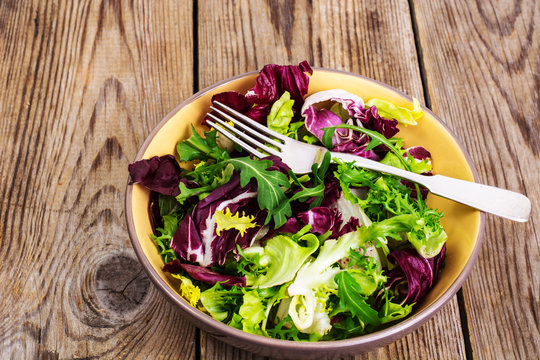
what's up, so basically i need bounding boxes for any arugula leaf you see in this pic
[288,151,331,207]
[227,157,291,227]
[177,125,230,162]
[322,124,410,171]
[335,271,380,326]
[267,315,302,341]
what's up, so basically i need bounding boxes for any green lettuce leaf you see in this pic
[267,91,295,135]
[247,233,319,288]
[378,292,413,324]
[365,97,423,126]
[380,152,432,174]
[238,290,267,335]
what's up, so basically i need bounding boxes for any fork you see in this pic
[206,100,531,222]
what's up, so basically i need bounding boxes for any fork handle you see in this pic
[330,152,531,222]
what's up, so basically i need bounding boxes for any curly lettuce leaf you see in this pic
[170,273,202,308]
[152,214,181,264]
[200,284,244,322]
[214,207,257,236]
[286,215,416,334]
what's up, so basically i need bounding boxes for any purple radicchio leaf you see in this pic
[338,216,361,236]
[263,155,292,174]
[301,89,365,145]
[303,106,344,142]
[359,106,399,139]
[203,91,252,125]
[297,207,343,239]
[301,89,390,159]
[128,155,181,196]
[319,175,341,207]
[163,259,246,287]
[262,217,303,241]
[332,135,381,160]
[149,191,163,235]
[386,245,446,305]
[170,172,264,267]
[170,213,204,264]
[332,106,400,158]
[245,61,313,121]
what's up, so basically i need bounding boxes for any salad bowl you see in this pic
[125,67,484,358]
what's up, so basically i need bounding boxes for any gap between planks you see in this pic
[408,1,473,360]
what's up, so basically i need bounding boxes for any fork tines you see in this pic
[205,101,284,158]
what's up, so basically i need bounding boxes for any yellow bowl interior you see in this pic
[130,70,481,314]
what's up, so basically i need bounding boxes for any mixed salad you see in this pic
[128,61,447,341]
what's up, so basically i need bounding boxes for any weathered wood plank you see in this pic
[412,0,540,359]
[0,0,196,358]
[198,1,467,358]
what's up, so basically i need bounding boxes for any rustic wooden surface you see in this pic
[0,0,537,359]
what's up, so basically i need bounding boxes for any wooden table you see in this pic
[1,1,538,359]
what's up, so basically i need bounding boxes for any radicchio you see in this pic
[298,207,342,239]
[149,191,162,234]
[163,259,245,287]
[128,155,182,196]
[245,61,313,122]
[170,172,265,267]
[386,245,446,305]
[272,206,359,240]
[302,90,400,159]
[203,91,252,126]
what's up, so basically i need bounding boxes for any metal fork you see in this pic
[206,101,531,222]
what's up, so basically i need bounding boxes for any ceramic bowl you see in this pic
[125,68,484,359]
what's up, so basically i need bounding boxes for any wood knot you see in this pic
[94,254,150,314]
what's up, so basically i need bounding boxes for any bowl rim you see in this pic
[125,67,485,350]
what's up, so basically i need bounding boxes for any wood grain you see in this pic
[1,0,535,358]
[412,0,540,359]
[198,1,466,358]
[0,0,196,358]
